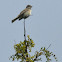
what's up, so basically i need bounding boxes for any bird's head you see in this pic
[26,5,32,9]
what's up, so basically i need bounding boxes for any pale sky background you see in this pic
[0,0,62,62]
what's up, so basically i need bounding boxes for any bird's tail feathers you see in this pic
[12,17,18,23]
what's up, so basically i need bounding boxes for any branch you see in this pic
[24,19,26,41]
[24,19,28,61]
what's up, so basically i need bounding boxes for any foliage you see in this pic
[9,35,57,62]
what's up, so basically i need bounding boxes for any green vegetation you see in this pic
[9,35,57,62]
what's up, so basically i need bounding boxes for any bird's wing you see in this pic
[17,8,29,18]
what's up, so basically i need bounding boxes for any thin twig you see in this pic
[46,44,51,50]
[24,19,26,41]
[24,19,28,60]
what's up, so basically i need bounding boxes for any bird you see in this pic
[12,5,32,23]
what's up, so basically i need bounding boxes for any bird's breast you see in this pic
[23,9,32,18]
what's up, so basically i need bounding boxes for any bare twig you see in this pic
[46,44,51,50]
[24,19,26,41]
[24,19,28,61]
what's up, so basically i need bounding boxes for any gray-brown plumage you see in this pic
[12,5,32,23]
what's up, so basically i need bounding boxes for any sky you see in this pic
[0,0,62,62]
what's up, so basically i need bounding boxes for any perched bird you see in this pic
[12,5,32,23]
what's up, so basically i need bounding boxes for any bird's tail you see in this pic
[12,17,18,23]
